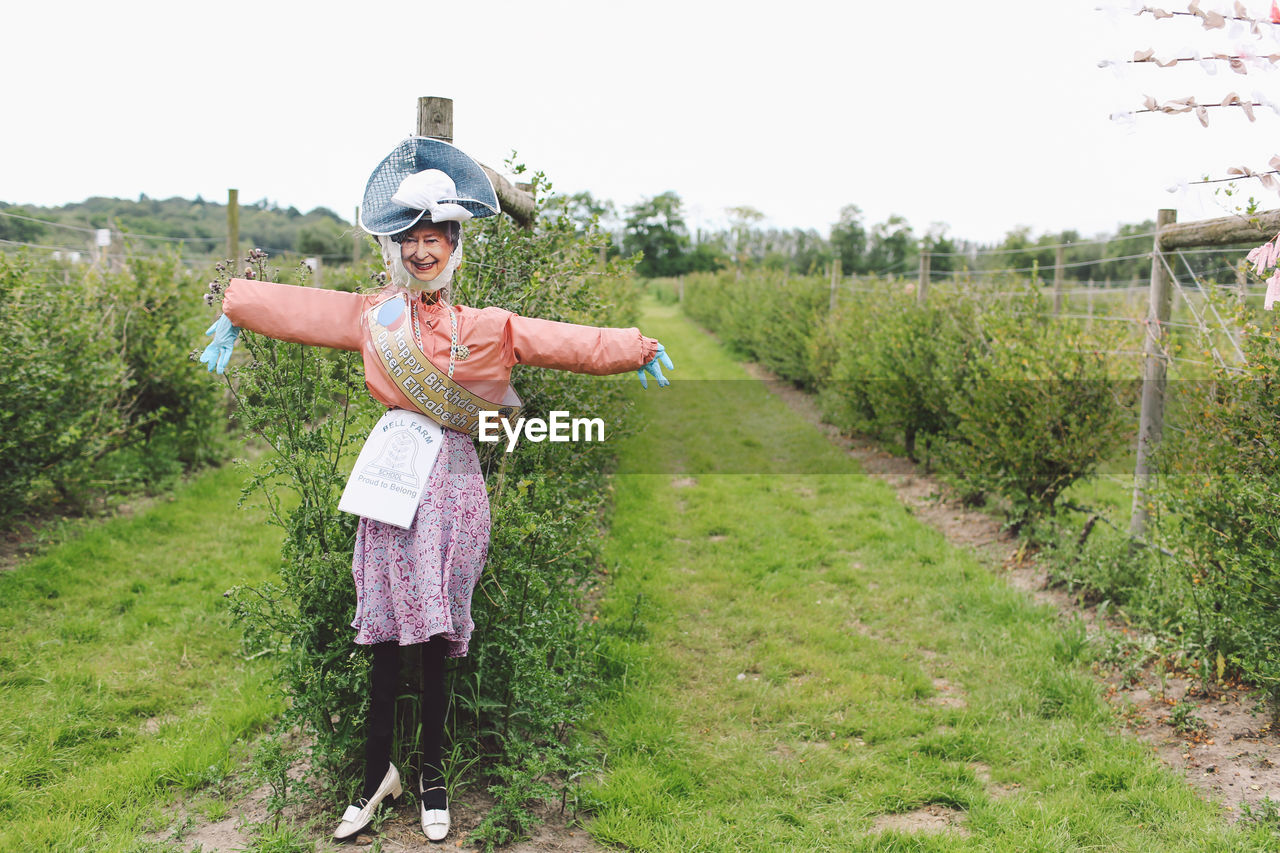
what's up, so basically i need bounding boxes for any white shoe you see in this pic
[333,763,402,840]
[419,782,450,842]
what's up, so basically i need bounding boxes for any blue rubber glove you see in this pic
[637,343,674,389]
[200,314,241,374]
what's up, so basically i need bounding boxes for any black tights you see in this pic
[362,638,448,802]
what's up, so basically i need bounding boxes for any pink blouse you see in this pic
[222,278,659,413]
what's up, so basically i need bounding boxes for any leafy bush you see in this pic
[683,270,831,388]
[686,270,1133,525]
[1153,308,1280,702]
[221,174,639,840]
[816,285,976,461]
[0,250,223,524]
[937,293,1137,527]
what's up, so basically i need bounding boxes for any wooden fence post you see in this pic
[353,205,362,266]
[829,257,841,312]
[1053,244,1065,316]
[416,96,453,142]
[917,249,930,304]
[1130,208,1176,539]
[227,188,239,263]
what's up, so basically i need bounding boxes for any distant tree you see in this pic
[922,223,959,274]
[623,191,694,277]
[830,205,868,274]
[297,220,346,259]
[990,226,1044,278]
[0,206,46,244]
[865,214,916,275]
[544,191,617,229]
[790,228,831,275]
[726,205,766,266]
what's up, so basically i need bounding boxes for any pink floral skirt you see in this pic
[350,428,490,656]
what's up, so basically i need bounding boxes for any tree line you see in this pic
[0,196,356,260]
[3,190,1251,287]
[545,190,1250,286]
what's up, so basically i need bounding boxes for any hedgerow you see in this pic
[1148,308,1280,700]
[684,270,1132,527]
[0,249,224,525]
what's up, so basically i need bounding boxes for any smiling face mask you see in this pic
[379,225,463,295]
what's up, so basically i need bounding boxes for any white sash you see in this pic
[338,409,444,529]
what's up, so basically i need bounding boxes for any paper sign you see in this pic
[338,410,444,528]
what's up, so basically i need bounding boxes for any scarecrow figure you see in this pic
[200,137,672,842]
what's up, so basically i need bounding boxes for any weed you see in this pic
[203,797,232,822]
[235,819,313,853]
[249,732,293,831]
[1169,700,1209,736]
[1239,797,1280,833]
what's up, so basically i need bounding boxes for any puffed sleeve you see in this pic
[222,278,365,351]
[501,312,659,375]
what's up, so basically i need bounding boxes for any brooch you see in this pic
[451,344,471,361]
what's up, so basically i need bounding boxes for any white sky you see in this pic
[5,0,1280,245]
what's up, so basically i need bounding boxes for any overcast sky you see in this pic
[6,0,1280,245]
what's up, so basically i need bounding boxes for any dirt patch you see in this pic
[742,361,1280,818]
[870,804,970,837]
[352,793,604,853]
[161,774,602,852]
[927,677,967,709]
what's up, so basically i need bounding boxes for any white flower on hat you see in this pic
[391,169,474,223]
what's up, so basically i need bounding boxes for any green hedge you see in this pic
[684,270,1132,527]
[0,251,225,525]
[1150,311,1280,699]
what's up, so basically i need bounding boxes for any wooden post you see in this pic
[1053,244,1065,316]
[829,257,841,312]
[227,189,239,263]
[1130,208,1177,538]
[416,96,454,142]
[917,250,930,304]
[353,205,362,266]
[415,95,536,229]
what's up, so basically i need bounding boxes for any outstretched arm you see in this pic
[198,278,368,373]
[221,278,366,350]
[503,313,673,386]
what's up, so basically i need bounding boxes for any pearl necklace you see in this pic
[410,293,468,379]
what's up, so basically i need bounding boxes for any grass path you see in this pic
[586,301,1272,851]
[0,464,286,852]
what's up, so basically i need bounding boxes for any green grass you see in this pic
[584,300,1275,851]
[0,463,287,852]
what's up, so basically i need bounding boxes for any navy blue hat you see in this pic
[359,137,500,236]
